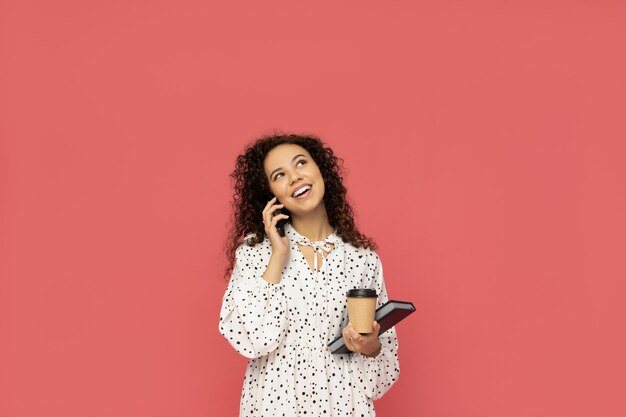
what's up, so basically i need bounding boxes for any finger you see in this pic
[267,216,289,233]
[270,204,285,216]
[344,339,355,352]
[263,197,277,212]
[342,327,350,340]
[262,202,281,217]
[263,206,284,227]
[349,328,361,341]
[345,323,361,341]
[263,203,284,220]
[342,331,356,352]
[342,329,352,345]
[262,200,273,224]
[372,321,381,337]
[270,214,289,226]
[343,327,356,342]
[262,200,281,216]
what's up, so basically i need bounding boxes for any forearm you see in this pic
[348,329,400,400]
[219,277,288,358]
[219,249,289,358]
[262,253,287,284]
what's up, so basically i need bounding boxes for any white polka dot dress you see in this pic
[219,222,400,416]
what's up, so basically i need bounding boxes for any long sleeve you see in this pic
[348,255,400,400]
[218,242,288,359]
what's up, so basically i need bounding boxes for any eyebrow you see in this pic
[269,154,306,179]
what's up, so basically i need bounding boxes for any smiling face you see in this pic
[263,143,326,215]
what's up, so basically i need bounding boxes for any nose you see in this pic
[289,172,302,185]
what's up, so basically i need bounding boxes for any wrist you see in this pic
[270,252,288,264]
[263,254,287,285]
[363,341,382,358]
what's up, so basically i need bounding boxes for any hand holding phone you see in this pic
[272,204,288,237]
[262,197,290,256]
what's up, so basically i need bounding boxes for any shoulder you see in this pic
[343,241,381,264]
[235,233,271,260]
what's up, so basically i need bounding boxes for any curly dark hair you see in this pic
[222,132,377,281]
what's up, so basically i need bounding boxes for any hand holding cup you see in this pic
[342,288,381,356]
[342,321,382,357]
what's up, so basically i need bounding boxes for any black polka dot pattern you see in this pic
[219,222,400,416]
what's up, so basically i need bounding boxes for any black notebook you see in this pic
[328,300,416,354]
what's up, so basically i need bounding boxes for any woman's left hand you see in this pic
[342,321,382,357]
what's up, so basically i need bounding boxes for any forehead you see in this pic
[263,144,310,171]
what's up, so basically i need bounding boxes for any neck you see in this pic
[290,204,334,242]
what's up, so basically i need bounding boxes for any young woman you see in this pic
[219,133,400,416]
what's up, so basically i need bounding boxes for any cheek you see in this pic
[309,166,323,180]
[272,183,290,198]
[313,169,324,186]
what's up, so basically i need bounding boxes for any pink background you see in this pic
[1,1,625,416]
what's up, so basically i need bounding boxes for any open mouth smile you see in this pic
[292,184,312,199]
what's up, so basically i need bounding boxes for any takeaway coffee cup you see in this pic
[347,289,378,334]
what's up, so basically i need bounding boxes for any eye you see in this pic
[273,160,306,181]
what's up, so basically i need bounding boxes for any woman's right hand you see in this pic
[263,197,290,257]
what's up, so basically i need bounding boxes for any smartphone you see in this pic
[272,198,287,237]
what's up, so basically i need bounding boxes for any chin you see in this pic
[300,199,326,212]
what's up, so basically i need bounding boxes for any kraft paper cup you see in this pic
[347,289,378,334]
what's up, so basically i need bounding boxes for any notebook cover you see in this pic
[328,299,415,354]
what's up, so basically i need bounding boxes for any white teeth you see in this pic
[293,185,311,197]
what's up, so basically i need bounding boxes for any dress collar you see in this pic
[284,222,342,245]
